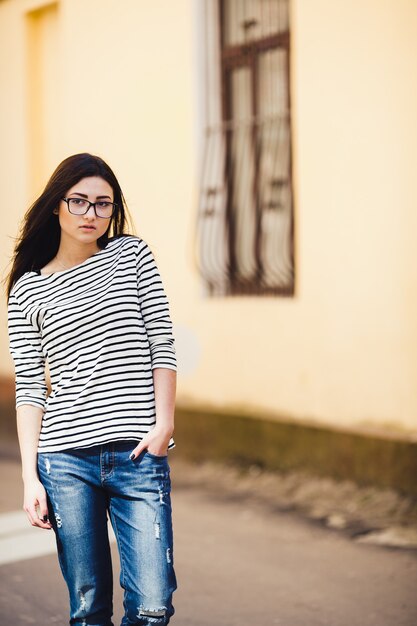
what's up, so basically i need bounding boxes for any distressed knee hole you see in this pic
[138,607,167,618]
[78,585,93,614]
[79,591,87,612]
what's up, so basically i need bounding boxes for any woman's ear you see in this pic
[52,207,59,215]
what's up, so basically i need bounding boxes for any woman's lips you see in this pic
[80,225,96,230]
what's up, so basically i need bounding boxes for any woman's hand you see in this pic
[23,478,52,530]
[129,425,173,460]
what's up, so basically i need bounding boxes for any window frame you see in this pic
[196,1,295,297]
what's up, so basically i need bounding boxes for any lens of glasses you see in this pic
[67,198,114,218]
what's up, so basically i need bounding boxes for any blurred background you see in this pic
[1,0,416,485]
[0,1,417,623]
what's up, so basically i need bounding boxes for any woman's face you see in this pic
[56,176,114,246]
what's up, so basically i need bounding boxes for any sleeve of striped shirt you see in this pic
[136,240,177,371]
[7,290,48,411]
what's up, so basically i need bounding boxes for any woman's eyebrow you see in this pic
[68,192,112,199]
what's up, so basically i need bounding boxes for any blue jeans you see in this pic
[37,441,177,626]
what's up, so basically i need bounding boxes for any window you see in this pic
[197,0,294,296]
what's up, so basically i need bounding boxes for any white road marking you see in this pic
[0,510,116,566]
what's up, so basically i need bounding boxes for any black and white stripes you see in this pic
[7,235,176,453]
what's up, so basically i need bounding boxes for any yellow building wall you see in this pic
[0,0,416,435]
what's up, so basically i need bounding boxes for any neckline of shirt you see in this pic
[35,238,115,277]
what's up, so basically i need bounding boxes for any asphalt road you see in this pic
[0,449,416,625]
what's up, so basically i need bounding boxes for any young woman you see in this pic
[6,153,178,626]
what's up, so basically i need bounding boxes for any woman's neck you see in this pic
[55,240,101,268]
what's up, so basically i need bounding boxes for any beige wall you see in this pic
[1,0,416,435]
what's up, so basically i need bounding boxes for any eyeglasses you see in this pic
[61,197,117,219]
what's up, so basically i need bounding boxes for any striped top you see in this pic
[7,234,177,453]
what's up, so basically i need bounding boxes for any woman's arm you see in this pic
[130,367,176,458]
[152,366,176,438]
[8,291,51,527]
[131,239,178,459]
[17,404,52,530]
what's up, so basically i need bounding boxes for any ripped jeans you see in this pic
[37,440,177,626]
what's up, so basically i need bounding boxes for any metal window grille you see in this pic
[196,0,295,296]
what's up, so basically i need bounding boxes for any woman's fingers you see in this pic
[24,503,36,526]
[130,442,168,459]
[129,428,171,460]
[38,495,51,525]
[24,503,44,528]
[24,502,52,529]
[23,485,52,529]
[129,441,147,460]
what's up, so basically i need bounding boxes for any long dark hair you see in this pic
[4,153,135,299]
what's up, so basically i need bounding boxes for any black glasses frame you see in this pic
[61,197,117,219]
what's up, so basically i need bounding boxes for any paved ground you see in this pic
[171,458,417,549]
[0,444,416,625]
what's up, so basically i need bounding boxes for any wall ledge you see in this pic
[174,405,417,497]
